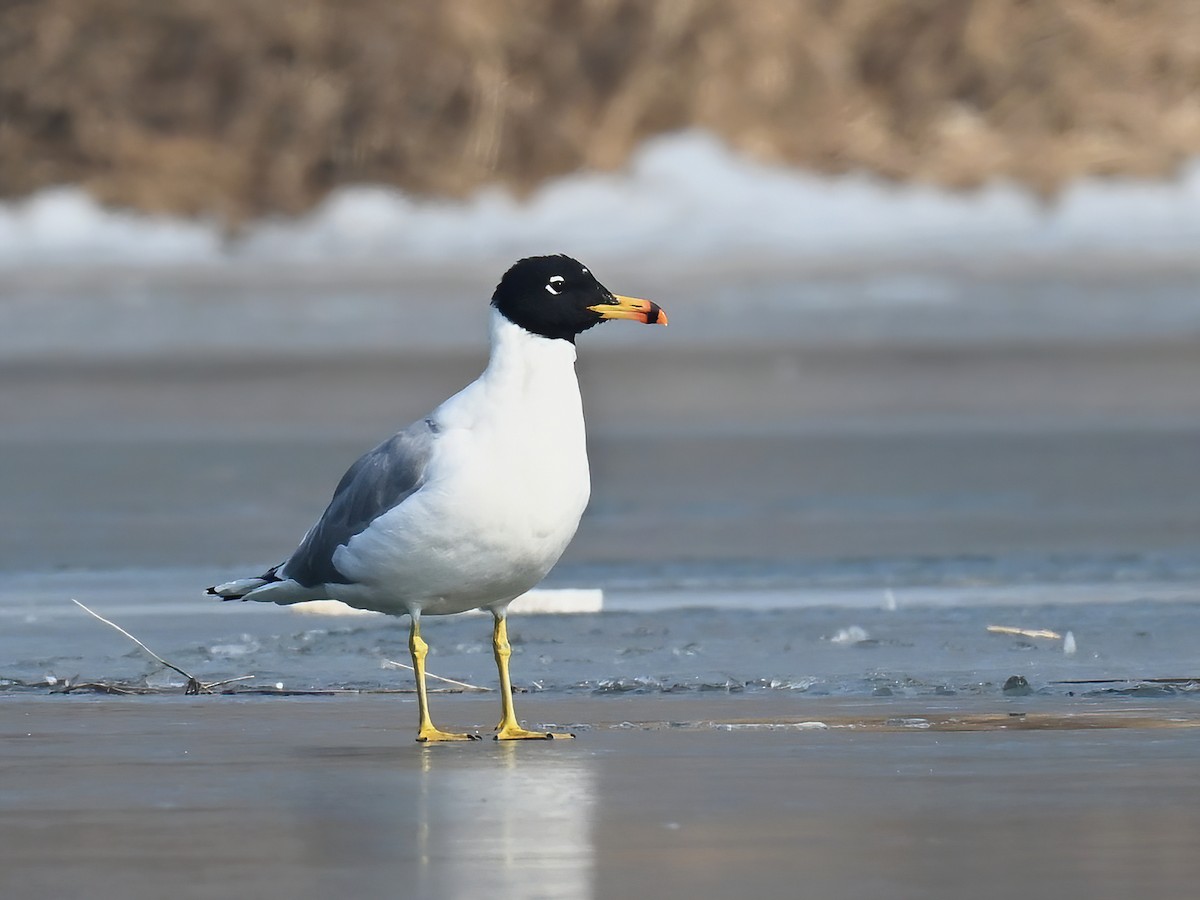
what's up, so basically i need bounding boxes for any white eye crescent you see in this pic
[545,275,565,295]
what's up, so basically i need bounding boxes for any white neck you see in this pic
[483,309,579,386]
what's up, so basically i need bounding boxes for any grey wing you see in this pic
[281,418,438,588]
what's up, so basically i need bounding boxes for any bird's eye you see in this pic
[545,275,565,296]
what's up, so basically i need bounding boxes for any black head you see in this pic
[490,255,667,342]
[491,255,609,342]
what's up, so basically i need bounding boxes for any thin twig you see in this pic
[57,681,136,695]
[71,598,208,694]
[986,625,1062,640]
[202,674,257,690]
[382,658,492,691]
[68,600,488,697]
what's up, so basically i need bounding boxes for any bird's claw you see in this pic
[416,728,481,742]
[495,726,575,741]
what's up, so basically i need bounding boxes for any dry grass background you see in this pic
[2,0,1200,223]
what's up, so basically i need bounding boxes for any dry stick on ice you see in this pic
[986,625,1062,640]
[70,598,252,695]
[70,599,484,695]
[382,659,492,692]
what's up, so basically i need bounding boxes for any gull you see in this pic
[208,255,667,741]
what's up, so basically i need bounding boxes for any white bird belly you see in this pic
[332,419,590,616]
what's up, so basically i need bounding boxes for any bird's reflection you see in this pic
[413,741,596,899]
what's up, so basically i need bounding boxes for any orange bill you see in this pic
[588,294,669,326]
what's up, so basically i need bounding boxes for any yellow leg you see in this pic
[410,615,478,742]
[492,612,574,740]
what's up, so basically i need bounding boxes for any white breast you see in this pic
[332,312,591,616]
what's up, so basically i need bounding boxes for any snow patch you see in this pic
[4,132,1200,267]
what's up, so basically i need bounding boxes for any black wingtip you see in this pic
[207,585,247,602]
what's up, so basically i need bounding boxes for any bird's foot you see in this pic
[416,726,481,743]
[495,724,575,741]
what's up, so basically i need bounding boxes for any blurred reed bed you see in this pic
[2,0,1199,224]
